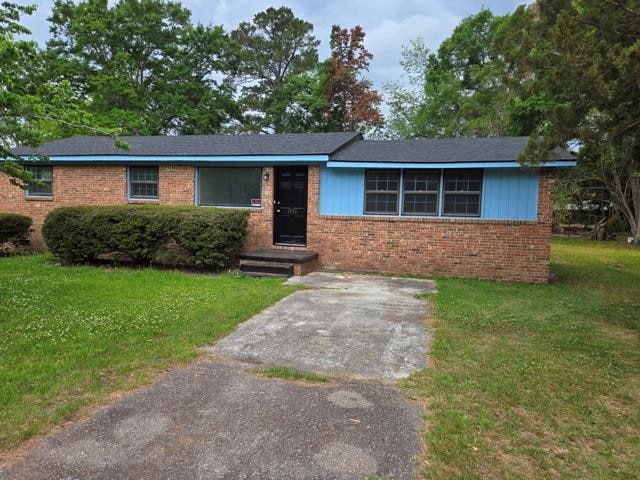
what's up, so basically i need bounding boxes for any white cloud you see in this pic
[365,12,459,85]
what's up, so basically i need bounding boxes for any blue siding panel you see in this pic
[482,168,538,220]
[320,167,538,220]
[319,167,364,215]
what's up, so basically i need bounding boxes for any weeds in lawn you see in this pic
[405,238,640,479]
[0,255,296,450]
[251,366,331,383]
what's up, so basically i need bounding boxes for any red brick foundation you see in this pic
[0,164,554,283]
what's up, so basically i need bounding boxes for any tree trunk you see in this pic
[630,175,640,244]
[632,223,640,244]
[591,219,607,241]
[609,166,639,244]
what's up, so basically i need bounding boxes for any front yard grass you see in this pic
[405,237,640,479]
[0,255,296,451]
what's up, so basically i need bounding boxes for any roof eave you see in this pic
[18,154,330,165]
[326,160,577,169]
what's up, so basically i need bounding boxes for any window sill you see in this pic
[128,198,160,204]
[319,213,537,225]
[197,205,262,210]
[25,195,54,202]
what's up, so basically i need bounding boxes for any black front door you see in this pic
[274,167,308,245]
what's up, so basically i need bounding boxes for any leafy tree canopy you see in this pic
[0,1,119,187]
[386,9,544,139]
[46,0,239,135]
[322,25,383,133]
[231,6,319,133]
[495,0,640,241]
[264,71,327,133]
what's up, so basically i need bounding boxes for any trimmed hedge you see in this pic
[42,205,249,269]
[0,213,32,245]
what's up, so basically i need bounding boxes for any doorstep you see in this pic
[239,249,319,277]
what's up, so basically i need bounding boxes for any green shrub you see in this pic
[42,205,249,269]
[0,212,32,246]
[607,212,629,234]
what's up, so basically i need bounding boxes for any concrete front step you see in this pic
[240,270,293,278]
[239,249,320,277]
[239,260,294,277]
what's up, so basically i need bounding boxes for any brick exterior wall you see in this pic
[304,166,555,283]
[0,163,555,283]
[0,165,196,248]
[244,167,274,250]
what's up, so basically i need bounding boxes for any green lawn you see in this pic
[2,240,638,478]
[0,255,296,451]
[405,237,640,479]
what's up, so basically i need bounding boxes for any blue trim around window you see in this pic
[441,169,483,218]
[481,170,487,218]
[319,166,539,221]
[437,172,445,218]
[194,167,199,206]
[127,165,159,200]
[362,168,483,218]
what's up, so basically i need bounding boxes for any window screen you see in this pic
[402,170,440,216]
[129,166,159,199]
[26,165,53,196]
[365,169,400,214]
[442,169,482,216]
[198,167,262,207]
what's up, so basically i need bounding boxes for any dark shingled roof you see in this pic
[13,133,576,164]
[13,132,361,157]
[330,137,576,163]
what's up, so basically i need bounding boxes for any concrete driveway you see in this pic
[1,272,433,480]
[209,272,434,380]
[1,361,422,480]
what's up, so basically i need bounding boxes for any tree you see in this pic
[46,0,238,135]
[322,25,383,133]
[231,7,319,133]
[265,72,326,133]
[495,0,640,242]
[384,38,430,138]
[387,9,521,139]
[1,2,42,185]
[0,2,118,187]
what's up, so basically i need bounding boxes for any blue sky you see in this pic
[22,0,524,92]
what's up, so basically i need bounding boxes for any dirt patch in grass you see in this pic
[596,322,639,348]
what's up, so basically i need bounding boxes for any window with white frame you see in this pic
[442,169,483,217]
[25,165,53,197]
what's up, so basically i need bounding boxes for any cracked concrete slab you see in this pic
[0,360,422,480]
[208,272,433,380]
